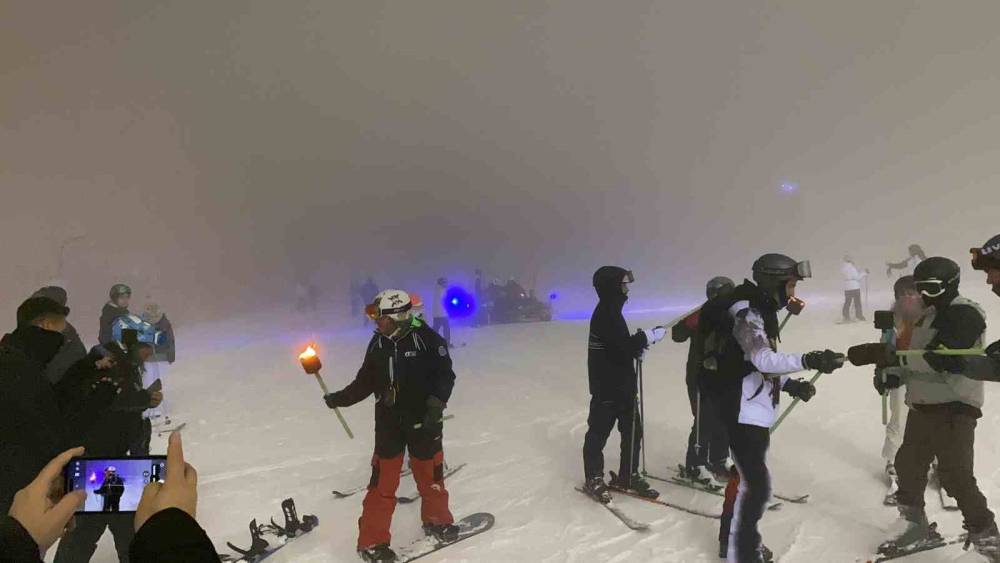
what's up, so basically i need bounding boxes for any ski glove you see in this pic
[422,396,446,431]
[643,327,667,346]
[324,392,346,409]
[847,342,898,368]
[782,378,816,402]
[923,351,965,374]
[801,349,846,374]
[872,369,902,394]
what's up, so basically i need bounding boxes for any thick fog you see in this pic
[3,1,1000,334]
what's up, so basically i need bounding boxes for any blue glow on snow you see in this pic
[549,292,559,300]
[780,182,799,193]
[443,286,476,318]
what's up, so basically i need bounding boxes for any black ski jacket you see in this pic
[587,267,648,402]
[672,308,705,388]
[325,321,456,430]
[44,321,87,385]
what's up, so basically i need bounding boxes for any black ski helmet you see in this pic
[970,233,1000,297]
[109,283,131,301]
[752,253,811,307]
[706,276,735,300]
[913,256,960,306]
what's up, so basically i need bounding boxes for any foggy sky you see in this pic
[3,1,1000,331]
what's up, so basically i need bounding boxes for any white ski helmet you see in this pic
[367,289,413,321]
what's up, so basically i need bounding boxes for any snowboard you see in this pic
[395,512,495,561]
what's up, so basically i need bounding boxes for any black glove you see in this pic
[872,370,902,394]
[802,350,846,374]
[923,351,965,374]
[324,392,345,409]
[422,396,446,430]
[985,340,1000,360]
[782,378,816,402]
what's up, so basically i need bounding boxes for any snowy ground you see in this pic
[61,286,1000,562]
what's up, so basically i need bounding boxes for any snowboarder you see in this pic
[862,256,998,560]
[431,277,451,345]
[323,289,458,562]
[96,466,125,512]
[886,244,927,278]
[582,266,666,503]
[99,284,132,345]
[840,255,868,322]
[673,276,735,487]
[699,253,845,562]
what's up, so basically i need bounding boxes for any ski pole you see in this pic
[299,346,354,439]
[770,370,822,434]
[694,387,702,458]
[413,414,455,429]
[638,356,646,475]
[896,348,986,356]
[778,311,793,332]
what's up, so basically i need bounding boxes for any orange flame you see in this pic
[299,345,318,360]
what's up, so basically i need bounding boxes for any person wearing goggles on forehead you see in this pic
[698,253,844,562]
[582,267,666,504]
[862,255,998,560]
[323,289,458,562]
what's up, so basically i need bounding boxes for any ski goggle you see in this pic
[365,301,412,321]
[622,270,635,284]
[795,260,812,279]
[970,247,1000,271]
[914,276,958,298]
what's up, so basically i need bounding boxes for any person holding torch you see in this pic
[322,289,458,563]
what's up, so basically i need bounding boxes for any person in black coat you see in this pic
[99,284,132,345]
[31,286,87,384]
[581,266,665,502]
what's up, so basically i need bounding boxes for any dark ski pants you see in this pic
[842,289,863,320]
[54,513,133,563]
[432,316,451,344]
[583,396,642,483]
[686,376,729,469]
[895,407,995,533]
[722,423,771,562]
[358,422,453,550]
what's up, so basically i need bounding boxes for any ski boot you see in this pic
[423,522,460,543]
[755,544,774,563]
[965,522,1000,562]
[878,505,937,555]
[885,462,897,480]
[684,465,726,489]
[583,476,612,504]
[609,471,660,499]
[359,543,397,562]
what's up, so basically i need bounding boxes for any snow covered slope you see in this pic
[65,288,1000,562]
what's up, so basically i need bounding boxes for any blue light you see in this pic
[780,182,799,193]
[549,292,558,300]
[443,286,476,318]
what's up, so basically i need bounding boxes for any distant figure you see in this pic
[886,244,927,278]
[432,277,451,345]
[31,286,87,384]
[841,255,869,323]
[99,284,132,345]
[96,467,125,512]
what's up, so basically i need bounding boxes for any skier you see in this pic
[699,253,845,562]
[431,277,451,345]
[323,289,458,562]
[840,255,869,323]
[31,286,87,384]
[99,284,132,345]
[860,256,998,560]
[581,266,666,503]
[886,244,927,278]
[142,302,176,426]
[673,276,735,487]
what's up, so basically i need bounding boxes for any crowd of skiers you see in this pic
[0,283,220,562]
[580,234,1000,562]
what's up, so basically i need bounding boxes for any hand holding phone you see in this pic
[10,446,86,555]
[135,431,198,531]
[65,456,166,514]
[148,378,162,393]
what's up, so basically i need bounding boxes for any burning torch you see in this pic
[299,345,354,439]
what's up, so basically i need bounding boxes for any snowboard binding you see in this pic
[226,519,270,561]
[268,498,319,537]
[226,499,319,561]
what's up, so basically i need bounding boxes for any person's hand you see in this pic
[643,327,666,346]
[8,446,86,555]
[148,391,164,408]
[847,342,898,368]
[135,432,197,532]
[802,350,846,374]
[923,351,964,374]
[782,378,816,402]
[324,392,344,409]
[873,368,903,394]
[422,396,446,430]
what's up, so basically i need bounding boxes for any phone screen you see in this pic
[65,456,166,514]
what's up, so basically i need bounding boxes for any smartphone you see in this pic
[874,310,895,331]
[65,456,166,514]
[148,378,162,392]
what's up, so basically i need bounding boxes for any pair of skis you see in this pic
[645,467,811,505]
[865,523,969,562]
[220,498,319,562]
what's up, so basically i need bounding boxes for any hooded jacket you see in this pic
[587,267,648,402]
[99,302,130,345]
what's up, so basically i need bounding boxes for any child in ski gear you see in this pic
[323,289,457,562]
[702,253,844,562]
[886,244,927,278]
[582,266,664,503]
[99,284,132,345]
[867,256,998,559]
[673,276,734,486]
[841,255,868,322]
